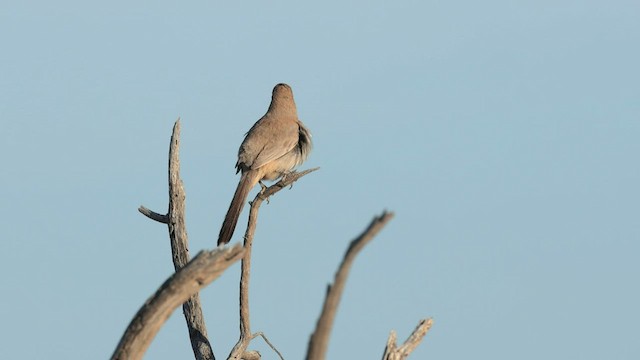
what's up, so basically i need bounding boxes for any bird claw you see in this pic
[280,172,296,189]
[258,181,270,204]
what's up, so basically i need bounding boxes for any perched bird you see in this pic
[217,83,312,245]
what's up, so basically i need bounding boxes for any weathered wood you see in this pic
[306,211,395,360]
[382,319,433,360]
[228,168,319,360]
[138,119,215,359]
[111,245,245,360]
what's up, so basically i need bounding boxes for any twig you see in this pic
[111,245,245,360]
[306,211,395,360]
[382,318,433,360]
[138,119,215,360]
[228,168,319,360]
[252,332,285,360]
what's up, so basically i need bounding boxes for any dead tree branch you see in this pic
[111,245,245,360]
[138,118,215,360]
[306,211,395,360]
[138,206,168,223]
[228,168,319,360]
[382,318,433,360]
[117,112,429,360]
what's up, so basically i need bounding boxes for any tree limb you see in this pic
[111,245,245,360]
[227,168,319,360]
[306,211,395,360]
[382,318,433,360]
[138,118,215,359]
[138,206,168,223]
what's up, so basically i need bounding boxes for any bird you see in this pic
[217,83,312,245]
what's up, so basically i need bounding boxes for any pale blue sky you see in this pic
[1,1,639,359]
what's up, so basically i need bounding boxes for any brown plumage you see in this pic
[217,83,312,245]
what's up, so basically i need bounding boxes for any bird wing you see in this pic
[237,116,299,170]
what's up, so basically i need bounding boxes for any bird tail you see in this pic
[217,170,260,245]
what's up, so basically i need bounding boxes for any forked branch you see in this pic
[228,168,319,360]
[382,318,433,360]
[138,118,215,360]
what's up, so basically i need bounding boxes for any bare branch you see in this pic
[306,211,395,360]
[257,167,320,201]
[138,118,215,359]
[111,245,245,360]
[382,318,433,360]
[228,168,319,360]
[251,332,285,360]
[138,205,168,223]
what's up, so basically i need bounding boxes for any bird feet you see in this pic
[280,171,296,189]
[258,180,270,204]
[259,180,268,193]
